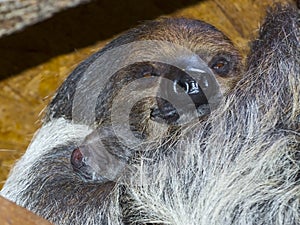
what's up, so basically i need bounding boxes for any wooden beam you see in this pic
[0,196,52,225]
[0,0,90,37]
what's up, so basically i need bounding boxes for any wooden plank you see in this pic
[0,196,52,225]
[0,0,90,37]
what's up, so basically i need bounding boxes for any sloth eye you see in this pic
[143,72,158,78]
[209,56,231,77]
[214,61,226,70]
[143,73,153,78]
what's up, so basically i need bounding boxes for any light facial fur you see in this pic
[1,3,300,225]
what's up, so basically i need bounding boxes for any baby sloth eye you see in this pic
[209,56,231,77]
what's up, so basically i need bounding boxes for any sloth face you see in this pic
[46,18,242,125]
[151,52,241,124]
[67,18,243,183]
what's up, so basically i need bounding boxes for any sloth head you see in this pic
[102,18,243,126]
[48,18,243,126]
[65,18,243,182]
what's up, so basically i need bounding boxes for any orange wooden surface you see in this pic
[0,196,52,225]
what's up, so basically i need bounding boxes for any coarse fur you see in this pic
[1,3,300,225]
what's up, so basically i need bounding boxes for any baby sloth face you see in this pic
[68,18,243,183]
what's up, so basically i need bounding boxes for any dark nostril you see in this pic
[71,148,85,170]
[173,80,187,94]
[173,79,200,95]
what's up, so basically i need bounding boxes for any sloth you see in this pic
[1,2,299,225]
[43,16,242,184]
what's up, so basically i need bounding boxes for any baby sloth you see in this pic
[3,2,299,225]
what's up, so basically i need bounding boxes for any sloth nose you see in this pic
[71,148,85,170]
[173,79,200,95]
[152,75,210,124]
[173,77,208,108]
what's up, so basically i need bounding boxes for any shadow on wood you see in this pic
[0,0,199,79]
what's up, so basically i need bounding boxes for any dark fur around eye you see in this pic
[209,55,233,77]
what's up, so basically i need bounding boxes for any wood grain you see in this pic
[0,0,90,37]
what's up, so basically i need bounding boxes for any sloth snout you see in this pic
[71,147,85,171]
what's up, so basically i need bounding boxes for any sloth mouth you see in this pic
[150,99,210,125]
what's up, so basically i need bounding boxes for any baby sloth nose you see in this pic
[71,148,85,171]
